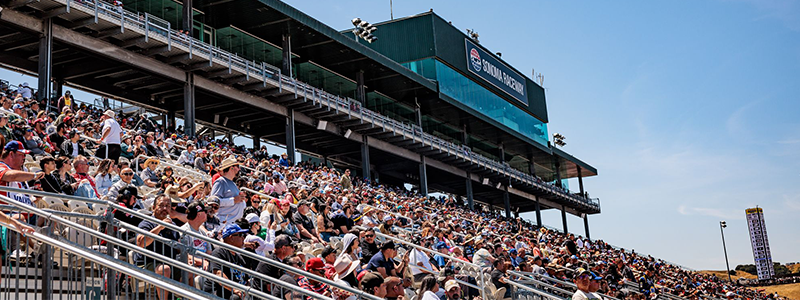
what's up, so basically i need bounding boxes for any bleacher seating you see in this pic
[0,72,784,300]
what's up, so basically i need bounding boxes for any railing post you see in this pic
[166,23,171,51]
[104,208,117,299]
[41,224,54,300]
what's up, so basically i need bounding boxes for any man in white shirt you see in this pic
[176,143,195,166]
[409,238,438,282]
[572,268,602,300]
[99,110,123,162]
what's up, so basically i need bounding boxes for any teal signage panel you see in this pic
[465,38,527,105]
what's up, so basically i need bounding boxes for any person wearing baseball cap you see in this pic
[180,201,211,283]
[572,268,603,300]
[360,272,387,298]
[298,257,330,295]
[293,200,320,243]
[252,234,295,295]
[203,223,249,299]
[98,108,122,162]
[442,280,462,300]
[0,141,44,216]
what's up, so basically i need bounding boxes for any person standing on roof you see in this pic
[98,109,122,163]
[212,156,246,224]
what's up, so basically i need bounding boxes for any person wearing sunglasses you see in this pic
[103,167,137,201]
[572,268,603,300]
[360,228,380,265]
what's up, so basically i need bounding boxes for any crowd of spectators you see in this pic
[0,81,788,300]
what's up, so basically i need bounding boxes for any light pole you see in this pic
[720,220,733,283]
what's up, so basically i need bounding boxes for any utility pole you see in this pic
[720,220,733,283]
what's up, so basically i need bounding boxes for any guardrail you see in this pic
[47,0,599,211]
[0,185,384,300]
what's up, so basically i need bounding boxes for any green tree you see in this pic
[735,264,756,275]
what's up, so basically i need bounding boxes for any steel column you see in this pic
[181,0,193,34]
[463,124,474,210]
[534,195,542,227]
[503,183,511,218]
[577,166,585,195]
[561,205,568,234]
[356,70,365,105]
[167,110,176,132]
[583,214,590,240]
[554,159,562,188]
[281,33,292,77]
[183,72,195,137]
[286,109,296,163]
[465,178,474,210]
[419,155,428,196]
[361,134,371,181]
[253,136,261,149]
[38,18,53,105]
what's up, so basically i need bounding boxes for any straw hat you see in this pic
[218,156,241,171]
[144,157,160,168]
[164,186,182,204]
[103,110,115,118]
[333,255,359,281]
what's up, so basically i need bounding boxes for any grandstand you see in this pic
[0,0,787,300]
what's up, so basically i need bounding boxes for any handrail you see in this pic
[505,280,564,300]
[4,226,221,299]
[0,194,221,299]
[54,0,600,211]
[0,185,382,300]
[353,225,487,300]
[118,218,324,300]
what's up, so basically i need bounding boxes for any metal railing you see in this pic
[44,0,600,211]
[0,185,383,300]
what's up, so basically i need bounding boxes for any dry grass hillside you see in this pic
[699,270,799,299]
[748,283,800,300]
[698,270,758,280]
[789,264,800,274]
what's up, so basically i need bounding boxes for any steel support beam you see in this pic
[281,32,292,77]
[583,214,590,240]
[253,135,261,149]
[577,166,584,195]
[419,155,428,196]
[561,205,568,234]
[183,72,195,137]
[361,134,370,181]
[182,0,193,34]
[503,183,511,218]
[167,110,176,132]
[37,18,53,107]
[534,195,542,228]
[285,109,295,164]
[356,69,365,105]
[465,178,474,211]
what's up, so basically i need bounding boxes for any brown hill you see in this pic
[747,283,800,300]
[788,264,800,274]
[698,270,758,281]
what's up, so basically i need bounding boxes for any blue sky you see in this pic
[2,0,798,270]
[284,0,800,270]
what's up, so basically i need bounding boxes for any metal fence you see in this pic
[0,186,382,300]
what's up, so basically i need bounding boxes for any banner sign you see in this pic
[465,38,527,105]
